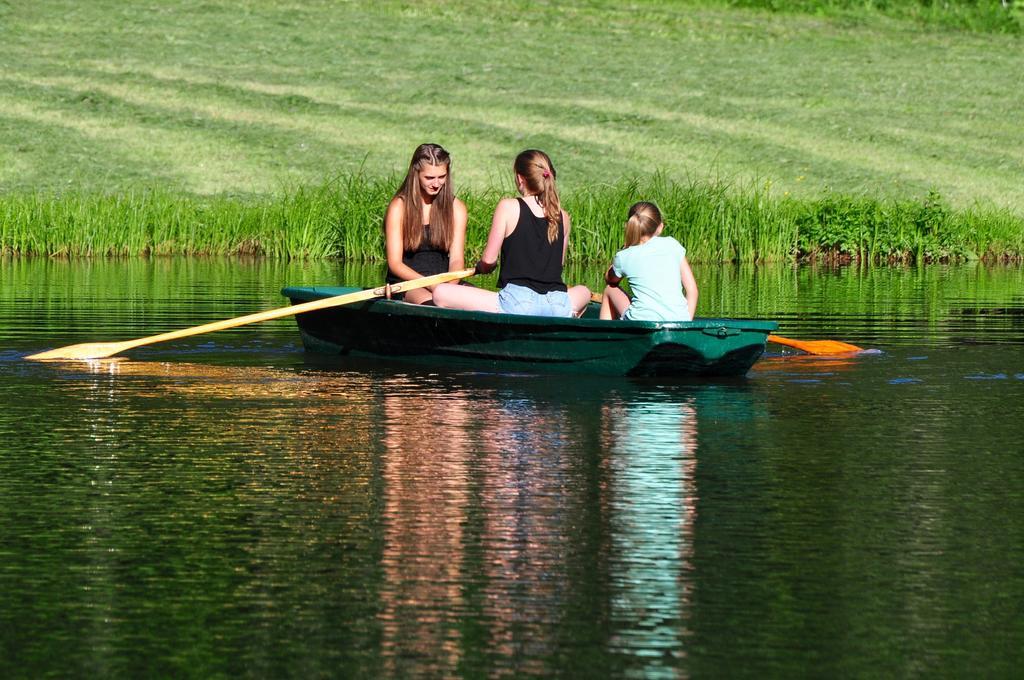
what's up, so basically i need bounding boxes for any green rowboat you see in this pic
[282,286,778,377]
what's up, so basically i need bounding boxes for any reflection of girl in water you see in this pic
[378,380,474,675]
[602,395,698,672]
[377,376,578,675]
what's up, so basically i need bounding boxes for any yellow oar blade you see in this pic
[25,341,134,361]
[26,268,475,361]
[767,334,862,355]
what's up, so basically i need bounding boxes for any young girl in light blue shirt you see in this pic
[600,201,699,321]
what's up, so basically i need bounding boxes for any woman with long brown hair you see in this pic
[384,143,468,304]
[432,149,590,316]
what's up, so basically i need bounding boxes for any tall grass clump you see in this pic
[1,180,391,259]
[2,175,1022,263]
[0,191,165,257]
[328,173,394,262]
[952,204,1024,262]
[563,175,799,263]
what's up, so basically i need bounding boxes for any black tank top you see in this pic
[498,198,567,294]
[386,224,449,285]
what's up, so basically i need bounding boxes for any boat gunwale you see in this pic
[281,285,779,333]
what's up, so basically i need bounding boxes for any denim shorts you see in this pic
[497,283,573,317]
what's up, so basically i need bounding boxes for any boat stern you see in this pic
[628,321,775,377]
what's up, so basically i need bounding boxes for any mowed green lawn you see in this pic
[1,0,1021,210]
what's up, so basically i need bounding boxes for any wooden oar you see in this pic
[764,335,861,355]
[588,292,861,356]
[26,268,476,361]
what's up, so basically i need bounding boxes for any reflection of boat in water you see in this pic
[64,357,764,674]
[282,286,778,377]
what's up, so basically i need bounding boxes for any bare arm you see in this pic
[476,197,519,272]
[680,255,698,321]
[448,198,468,272]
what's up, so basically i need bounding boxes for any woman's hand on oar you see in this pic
[589,292,861,356]
[26,268,476,361]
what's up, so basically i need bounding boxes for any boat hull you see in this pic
[282,286,777,377]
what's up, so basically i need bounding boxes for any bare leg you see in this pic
[567,285,592,317]
[403,288,433,305]
[432,282,500,313]
[599,289,613,320]
[600,285,630,320]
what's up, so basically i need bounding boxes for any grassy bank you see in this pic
[727,0,1022,34]
[1,0,1022,212]
[4,177,1021,263]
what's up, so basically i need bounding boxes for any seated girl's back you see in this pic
[600,201,698,322]
[432,149,591,316]
[612,235,689,321]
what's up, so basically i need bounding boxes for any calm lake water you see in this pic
[1,258,1023,677]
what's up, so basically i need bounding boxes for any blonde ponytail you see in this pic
[623,202,662,248]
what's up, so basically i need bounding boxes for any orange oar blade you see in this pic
[767,334,862,355]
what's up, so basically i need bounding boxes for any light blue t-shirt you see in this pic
[611,236,689,321]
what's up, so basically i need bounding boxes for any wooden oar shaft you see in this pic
[27,268,475,361]
[109,287,373,354]
[110,271,467,352]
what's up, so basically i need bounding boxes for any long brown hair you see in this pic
[392,143,454,252]
[514,149,561,244]
[624,201,662,248]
